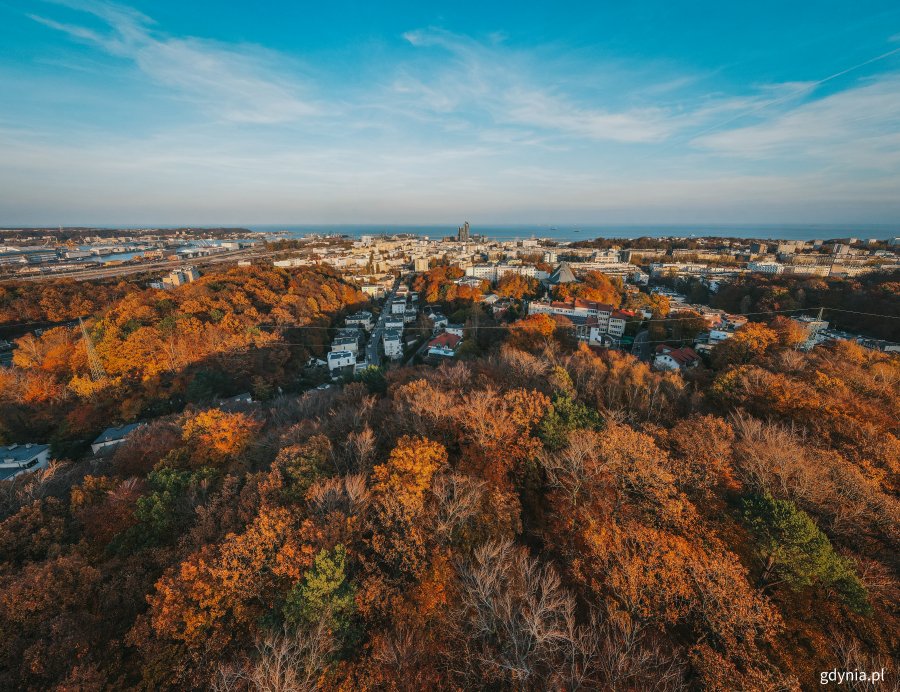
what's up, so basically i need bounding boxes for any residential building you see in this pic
[327,350,355,372]
[383,329,403,359]
[0,443,50,481]
[151,266,200,289]
[273,257,310,268]
[654,345,701,371]
[747,261,784,274]
[708,328,735,343]
[331,336,359,355]
[465,263,537,282]
[445,323,465,337]
[427,332,462,358]
[345,311,374,331]
[607,309,634,338]
[91,423,142,456]
[390,298,407,315]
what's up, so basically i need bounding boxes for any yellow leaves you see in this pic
[550,270,621,306]
[68,374,120,399]
[149,505,304,652]
[181,409,261,465]
[372,436,447,509]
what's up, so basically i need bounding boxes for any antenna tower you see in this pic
[79,318,107,381]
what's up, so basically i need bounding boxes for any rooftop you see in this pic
[1,443,49,464]
[92,424,141,445]
[655,345,700,365]
[428,332,462,350]
[548,262,577,284]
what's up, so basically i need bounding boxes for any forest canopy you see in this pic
[0,265,897,690]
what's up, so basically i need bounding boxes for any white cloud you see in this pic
[394,28,823,146]
[30,0,318,123]
[694,75,900,170]
[5,5,900,224]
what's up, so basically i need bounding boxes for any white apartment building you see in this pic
[747,261,784,274]
[331,336,359,355]
[346,311,374,331]
[327,350,355,372]
[383,329,403,359]
[465,263,537,282]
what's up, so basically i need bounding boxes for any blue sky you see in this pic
[1,0,900,226]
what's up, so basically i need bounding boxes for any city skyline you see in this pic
[2,1,900,225]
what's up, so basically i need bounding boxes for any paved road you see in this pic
[631,329,651,362]
[365,277,402,368]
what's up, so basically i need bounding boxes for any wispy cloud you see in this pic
[694,75,900,171]
[5,3,900,224]
[394,28,825,146]
[30,0,318,123]
[398,28,681,143]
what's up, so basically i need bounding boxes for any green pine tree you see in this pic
[742,493,870,614]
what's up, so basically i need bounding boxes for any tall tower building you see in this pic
[457,221,470,242]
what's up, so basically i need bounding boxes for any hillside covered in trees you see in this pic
[0,269,897,691]
[0,266,366,455]
[710,273,900,342]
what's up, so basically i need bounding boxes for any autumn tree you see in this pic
[506,313,557,352]
[182,409,261,466]
[496,273,538,300]
[554,271,622,306]
[368,436,447,580]
[712,321,778,367]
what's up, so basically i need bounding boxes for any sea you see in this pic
[246,223,899,242]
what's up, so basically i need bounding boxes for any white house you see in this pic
[0,443,50,481]
[383,329,403,359]
[445,323,465,338]
[708,328,734,344]
[91,423,142,456]
[653,345,701,371]
[331,336,359,355]
[427,332,463,358]
[390,298,407,315]
[429,313,449,330]
[607,310,633,338]
[327,350,356,372]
